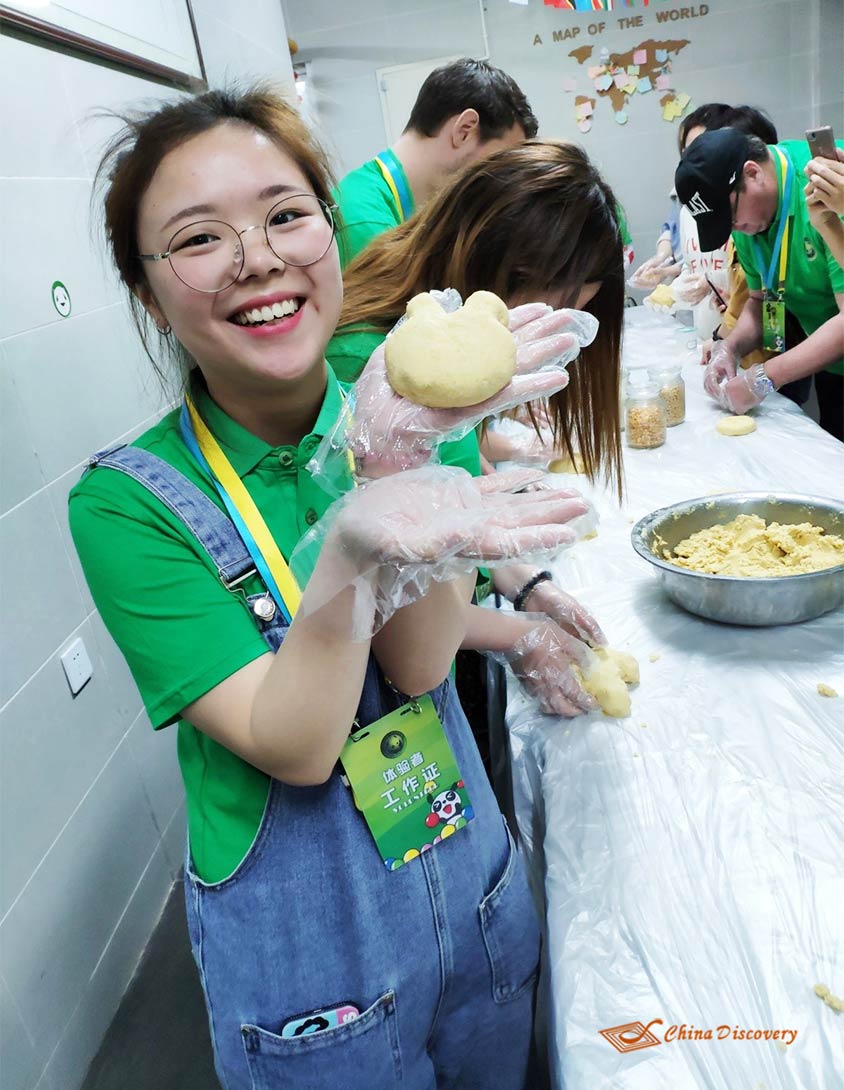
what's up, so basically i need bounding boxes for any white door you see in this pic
[376,56,463,145]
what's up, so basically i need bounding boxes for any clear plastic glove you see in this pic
[309,295,599,493]
[703,343,739,401]
[715,364,772,415]
[494,619,598,718]
[700,337,715,366]
[482,419,559,467]
[672,272,711,307]
[292,465,590,639]
[519,579,606,648]
[630,253,679,288]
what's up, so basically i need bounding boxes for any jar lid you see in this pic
[627,381,660,398]
[648,364,682,381]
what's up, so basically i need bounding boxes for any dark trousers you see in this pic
[815,369,844,442]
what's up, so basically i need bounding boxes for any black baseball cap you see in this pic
[674,128,751,251]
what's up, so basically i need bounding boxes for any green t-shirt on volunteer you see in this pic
[616,202,632,248]
[332,152,415,269]
[732,139,844,376]
[69,367,480,884]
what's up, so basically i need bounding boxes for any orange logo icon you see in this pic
[599,1019,664,1053]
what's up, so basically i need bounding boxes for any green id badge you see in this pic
[762,289,785,353]
[340,695,474,871]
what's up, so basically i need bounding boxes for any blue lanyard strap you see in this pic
[751,148,793,292]
[179,401,294,624]
[374,149,414,222]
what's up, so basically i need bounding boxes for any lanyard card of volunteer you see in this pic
[179,395,472,870]
[340,696,474,871]
[753,147,793,354]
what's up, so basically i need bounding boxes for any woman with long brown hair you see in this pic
[330,138,624,498]
[329,139,625,683]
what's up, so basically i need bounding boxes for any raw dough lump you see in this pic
[549,453,586,474]
[661,514,844,576]
[574,647,640,718]
[385,291,515,408]
[817,683,839,698]
[716,415,757,436]
[814,983,844,1012]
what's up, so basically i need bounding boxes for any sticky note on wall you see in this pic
[633,49,647,64]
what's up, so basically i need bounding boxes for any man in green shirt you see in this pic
[675,127,844,439]
[333,58,538,268]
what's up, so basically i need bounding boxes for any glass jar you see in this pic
[649,364,686,426]
[625,382,667,449]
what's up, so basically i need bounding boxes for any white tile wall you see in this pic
[0,343,46,516]
[0,3,294,1088]
[0,488,89,706]
[0,742,161,1052]
[37,845,174,1090]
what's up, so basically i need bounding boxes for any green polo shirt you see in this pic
[332,154,415,268]
[616,202,632,248]
[732,139,844,376]
[70,366,484,883]
[69,371,354,883]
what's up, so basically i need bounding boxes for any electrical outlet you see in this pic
[60,637,93,695]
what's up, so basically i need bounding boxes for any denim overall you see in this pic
[92,445,541,1090]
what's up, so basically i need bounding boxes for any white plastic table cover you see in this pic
[505,308,844,1090]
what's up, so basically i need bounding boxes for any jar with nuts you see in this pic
[649,365,686,426]
[625,382,667,449]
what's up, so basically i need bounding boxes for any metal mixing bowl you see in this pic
[631,493,844,626]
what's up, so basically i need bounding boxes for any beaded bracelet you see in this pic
[513,570,552,612]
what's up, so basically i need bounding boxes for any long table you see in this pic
[505,307,844,1090]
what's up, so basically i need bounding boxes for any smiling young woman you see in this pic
[68,86,600,1090]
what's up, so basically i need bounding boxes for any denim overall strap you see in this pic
[87,445,256,590]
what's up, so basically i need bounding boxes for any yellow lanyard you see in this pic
[185,394,303,617]
[775,146,791,288]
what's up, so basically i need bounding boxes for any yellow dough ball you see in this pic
[574,646,640,718]
[716,415,757,436]
[385,291,515,408]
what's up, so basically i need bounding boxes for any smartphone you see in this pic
[705,275,728,310]
[280,1002,360,1038]
[806,125,837,161]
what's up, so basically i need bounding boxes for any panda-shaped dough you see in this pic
[385,290,516,408]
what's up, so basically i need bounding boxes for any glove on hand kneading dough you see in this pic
[385,291,516,408]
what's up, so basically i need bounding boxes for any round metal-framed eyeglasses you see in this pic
[138,194,337,293]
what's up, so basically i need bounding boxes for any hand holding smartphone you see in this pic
[804,125,844,221]
[806,125,837,161]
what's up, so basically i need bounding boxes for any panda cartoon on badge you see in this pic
[425,780,465,828]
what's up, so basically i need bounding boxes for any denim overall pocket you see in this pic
[479,820,541,1003]
[240,990,402,1090]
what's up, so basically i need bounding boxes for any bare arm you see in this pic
[765,299,844,387]
[182,585,371,787]
[372,574,476,694]
[461,602,535,652]
[723,292,764,358]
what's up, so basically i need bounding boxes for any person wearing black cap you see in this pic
[675,127,844,440]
